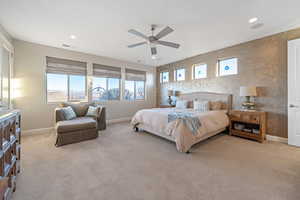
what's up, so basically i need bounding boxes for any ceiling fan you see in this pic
[128,25,180,59]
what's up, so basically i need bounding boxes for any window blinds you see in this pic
[46,56,87,75]
[93,64,121,79]
[125,68,146,81]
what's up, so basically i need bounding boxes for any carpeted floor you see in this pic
[12,122,300,200]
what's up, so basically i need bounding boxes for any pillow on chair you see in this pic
[60,102,94,116]
[86,106,99,117]
[61,106,77,120]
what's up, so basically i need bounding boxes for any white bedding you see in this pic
[131,108,229,152]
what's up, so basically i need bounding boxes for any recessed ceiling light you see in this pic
[249,17,258,24]
[70,35,77,39]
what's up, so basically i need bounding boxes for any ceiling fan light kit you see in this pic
[128,25,180,59]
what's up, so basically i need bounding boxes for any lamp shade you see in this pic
[168,90,174,96]
[240,86,257,97]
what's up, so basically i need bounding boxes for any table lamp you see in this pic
[240,86,257,110]
[167,90,174,105]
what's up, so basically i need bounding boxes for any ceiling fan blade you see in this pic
[157,40,180,48]
[128,42,147,48]
[151,47,157,55]
[155,26,174,40]
[128,29,148,40]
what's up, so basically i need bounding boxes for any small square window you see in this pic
[218,58,238,76]
[160,71,169,83]
[194,64,207,79]
[175,68,185,81]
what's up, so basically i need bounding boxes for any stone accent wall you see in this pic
[157,27,300,138]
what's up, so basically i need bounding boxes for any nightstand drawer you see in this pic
[241,114,260,124]
[230,111,261,124]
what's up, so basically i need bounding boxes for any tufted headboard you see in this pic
[177,92,233,112]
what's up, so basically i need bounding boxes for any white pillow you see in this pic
[193,100,210,112]
[86,106,99,117]
[176,100,188,109]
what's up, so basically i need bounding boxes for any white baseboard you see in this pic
[23,127,54,136]
[266,134,288,143]
[107,117,131,125]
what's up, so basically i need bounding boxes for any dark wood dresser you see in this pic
[0,110,21,200]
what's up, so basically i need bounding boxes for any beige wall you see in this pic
[157,27,300,138]
[13,40,156,131]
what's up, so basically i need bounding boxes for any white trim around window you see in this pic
[217,57,238,77]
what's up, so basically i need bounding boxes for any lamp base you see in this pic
[167,96,173,106]
[241,102,255,110]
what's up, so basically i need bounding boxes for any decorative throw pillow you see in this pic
[60,102,94,117]
[176,100,188,109]
[86,106,99,117]
[61,106,77,120]
[194,100,210,112]
[210,101,223,110]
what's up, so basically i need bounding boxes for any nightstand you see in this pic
[229,110,267,143]
[159,105,175,108]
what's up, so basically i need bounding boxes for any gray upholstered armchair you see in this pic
[54,103,106,146]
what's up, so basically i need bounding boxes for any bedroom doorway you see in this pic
[288,38,300,147]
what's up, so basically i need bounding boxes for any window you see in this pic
[193,64,207,79]
[69,75,86,101]
[135,81,145,100]
[92,77,120,101]
[47,74,68,102]
[46,57,87,103]
[124,80,135,101]
[124,69,146,100]
[0,47,10,108]
[174,68,185,81]
[160,71,169,83]
[92,64,121,101]
[46,74,87,103]
[218,57,238,76]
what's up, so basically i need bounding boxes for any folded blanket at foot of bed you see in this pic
[168,112,201,136]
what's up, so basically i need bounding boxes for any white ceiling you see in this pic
[1,0,300,67]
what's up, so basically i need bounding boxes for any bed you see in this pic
[131,92,232,153]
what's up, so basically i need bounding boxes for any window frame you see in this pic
[91,76,121,102]
[160,71,169,83]
[0,45,12,109]
[124,80,145,101]
[193,63,207,79]
[174,68,186,81]
[46,73,88,104]
[217,57,238,77]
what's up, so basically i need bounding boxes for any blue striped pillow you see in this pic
[62,106,77,120]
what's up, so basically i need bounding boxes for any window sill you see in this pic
[217,74,238,77]
[122,99,146,102]
[47,100,88,105]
